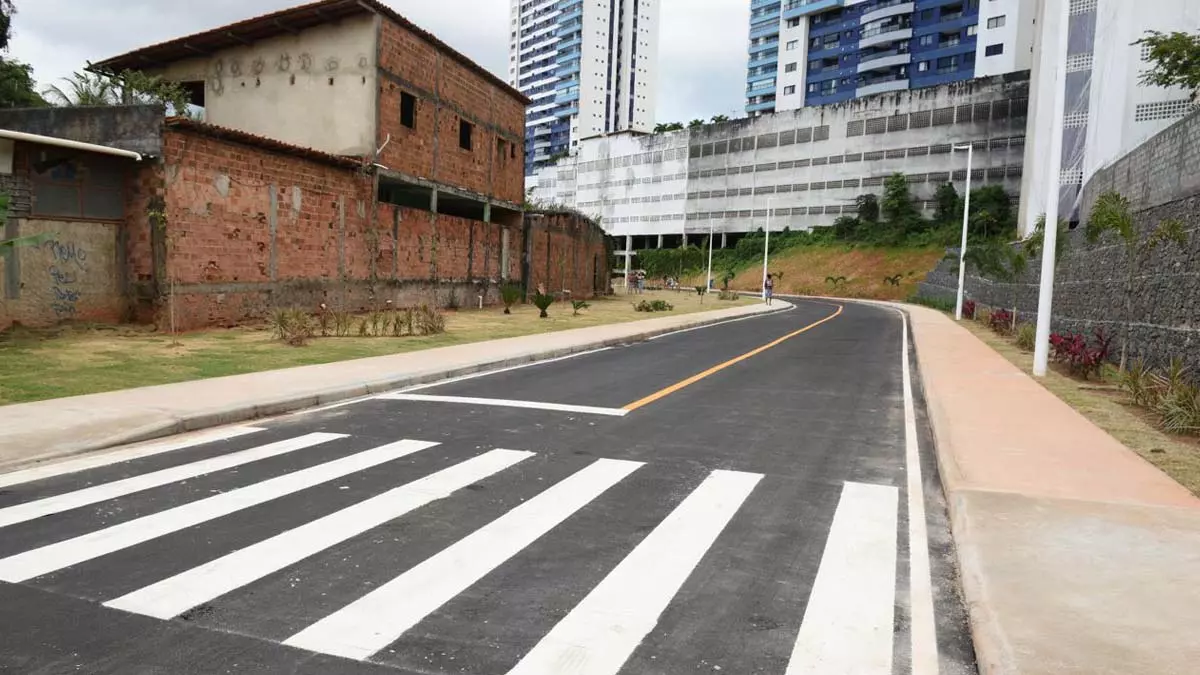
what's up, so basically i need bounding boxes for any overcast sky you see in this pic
[8,0,749,123]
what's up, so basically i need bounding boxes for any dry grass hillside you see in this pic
[725,245,947,300]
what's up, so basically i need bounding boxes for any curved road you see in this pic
[0,299,977,674]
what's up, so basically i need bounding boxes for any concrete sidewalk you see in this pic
[0,301,786,473]
[905,304,1200,675]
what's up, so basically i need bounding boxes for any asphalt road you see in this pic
[0,299,977,675]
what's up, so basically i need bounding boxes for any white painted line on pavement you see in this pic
[105,448,533,619]
[646,303,795,341]
[0,437,431,583]
[397,347,614,393]
[786,481,899,675]
[0,432,344,529]
[507,469,763,675]
[377,393,629,417]
[0,426,267,490]
[899,309,940,675]
[283,457,644,661]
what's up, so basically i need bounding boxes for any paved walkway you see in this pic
[905,304,1200,675]
[0,301,783,473]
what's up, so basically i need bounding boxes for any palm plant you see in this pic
[500,282,522,314]
[41,71,117,106]
[532,292,555,318]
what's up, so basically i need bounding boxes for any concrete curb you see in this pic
[1,301,791,473]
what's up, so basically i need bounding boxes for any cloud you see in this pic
[8,0,748,122]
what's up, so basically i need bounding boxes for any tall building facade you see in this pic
[1018,0,1200,234]
[509,0,660,176]
[746,0,1035,115]
[533,73,1030,243]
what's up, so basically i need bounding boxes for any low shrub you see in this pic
[962,299,976,320]
[905,294,954,312]
[1015,323,1036,351]
[634,299,674,312]
[532,292,555,318]
[718,290,740,301]
[269,308,314,346]
[988,309,1013,334]
[1048,328,1113,380]
[694,286,706,296]
[1120,358,1160,408]
[414,304,446,335]
[571,300,590,316]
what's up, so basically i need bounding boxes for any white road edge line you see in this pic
[646,303,796,341]
[0,426,267,490]
[283,457,644,661]
[376,393,628,417]
[105,448,533,620]
[0,432,345,529]
[0,437,432,583]
[898,308,940,675]
[508,469,763,675]
[785,481,899,675]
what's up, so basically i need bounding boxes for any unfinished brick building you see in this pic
[0,0,608,330]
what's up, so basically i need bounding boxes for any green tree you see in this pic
[967,185,1014,239]
[0,1,44,108]
[710,114,730,124]
[856,193,880,224]
[1022,214,1070,264]
[832,215,862,241]
[687,119,705,129]
[880,173,922,243]
[1086,191,1189,370]
[933,183,960,224]
[1134,30,1200,100]
[958,239,1028,329]
[653,122,685,133]
[0,58,42,107]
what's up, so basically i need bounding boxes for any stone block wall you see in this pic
[919,109,1200,374]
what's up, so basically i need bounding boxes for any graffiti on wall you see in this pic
[44,239,87,318]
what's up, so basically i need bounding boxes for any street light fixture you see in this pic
[951,143,973,321]
[761,197,774,300]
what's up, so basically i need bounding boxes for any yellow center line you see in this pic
[622,304,845,413]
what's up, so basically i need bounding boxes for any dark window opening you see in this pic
[400,91,416,129]
[459,119,473,150]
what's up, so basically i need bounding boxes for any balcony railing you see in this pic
[861,22,911,39]
[859,47,909,63]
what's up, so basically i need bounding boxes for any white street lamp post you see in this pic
[761,198,774,300]
[1032,0,1070,377]
[705,220,715,294]
[952,143,973,321]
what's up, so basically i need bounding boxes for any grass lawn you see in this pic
[0,290,754,405]
[956,318,1200,497]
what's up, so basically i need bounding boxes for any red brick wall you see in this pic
[375,18,525,205]
[524,213,610,298]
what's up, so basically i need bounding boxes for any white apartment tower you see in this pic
[509,0,661,175]
[1019,0,1200,233]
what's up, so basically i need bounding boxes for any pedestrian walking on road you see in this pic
[764,273,775,306]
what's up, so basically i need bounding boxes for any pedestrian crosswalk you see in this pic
[0,429,908,674]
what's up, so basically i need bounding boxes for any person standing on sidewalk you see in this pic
[763,273,775,306]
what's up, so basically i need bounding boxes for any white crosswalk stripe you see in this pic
[786,481,900,675]
[282,457,645,661]
[0,432,344,528]
[0,438,436,582]
[507,468,763,675]
[105,448,534,619]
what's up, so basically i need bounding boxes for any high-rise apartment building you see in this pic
[745,0,1036,115]
[1018,0,1200,234]
[509,0,660,175]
